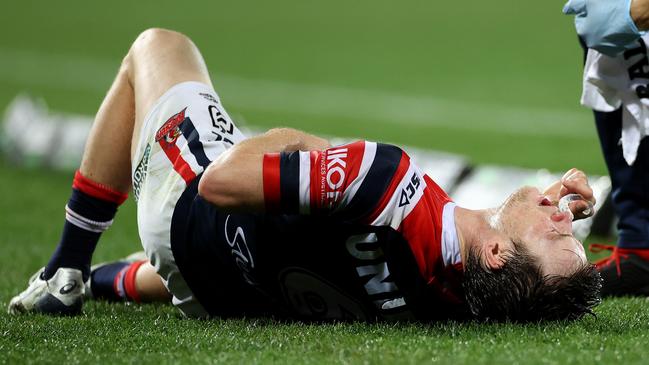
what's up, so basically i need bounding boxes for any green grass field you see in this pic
[2,1,648,364]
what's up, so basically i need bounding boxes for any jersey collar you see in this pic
[441,202,461,266]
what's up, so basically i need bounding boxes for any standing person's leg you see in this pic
[592,109,649,295]
[594,111,649,249]
[577,36,649,296]
[9,28,214,314]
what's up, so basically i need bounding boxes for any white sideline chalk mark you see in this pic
[0,47,593,138]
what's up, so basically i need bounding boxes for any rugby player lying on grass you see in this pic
[8,28,601,322]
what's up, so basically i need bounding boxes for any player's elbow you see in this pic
[198,163,237,209]
[198,160,263,212]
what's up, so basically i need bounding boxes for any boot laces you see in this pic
[589,244,628,277]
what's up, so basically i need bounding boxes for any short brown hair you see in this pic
[462,242,602,322]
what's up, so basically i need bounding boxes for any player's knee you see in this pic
[125,27,195,85]
[131,28,192,56]
[119,51,135,86]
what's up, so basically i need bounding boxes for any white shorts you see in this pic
[131,81,246,317]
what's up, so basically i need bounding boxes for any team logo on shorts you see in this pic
[152,106,211,185]
[155,107,187,146]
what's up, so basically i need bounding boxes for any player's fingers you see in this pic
[562,178,596,205]
[562,168,587,182]
[559,184,569,198]
[561,168,579,181]
[562,0,586,15]
[561,170,589,192]
[561,172,588,188]
[570,200,595,219]
[570,200,589,212]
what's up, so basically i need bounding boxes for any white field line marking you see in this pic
[0,47,593,138]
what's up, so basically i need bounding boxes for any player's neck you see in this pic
[454,207,495,263]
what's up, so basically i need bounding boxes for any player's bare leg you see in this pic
[127,28,213,155]
[82,27,212,189]
[135,263,171,302]
[7,41,137,315]
[9,28,212,314]
[85,29,214,306]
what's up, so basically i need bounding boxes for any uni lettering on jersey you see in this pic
[345,232,412,319]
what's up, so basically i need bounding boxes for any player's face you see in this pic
[492,186,587,276]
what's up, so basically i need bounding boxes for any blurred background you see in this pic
[0,0,614,256]
[0,0,601,171]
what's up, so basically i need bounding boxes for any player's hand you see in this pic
[563,0,641,56]
[558,168,596,220]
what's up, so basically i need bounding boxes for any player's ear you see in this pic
[483,240,507,270]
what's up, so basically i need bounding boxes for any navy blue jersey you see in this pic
[170,175,468,322]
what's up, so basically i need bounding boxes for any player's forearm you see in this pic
[198,128,329,211]
[632,0,649,30]
[231,128,330,155]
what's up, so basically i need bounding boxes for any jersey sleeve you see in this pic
[262,140,410,222]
